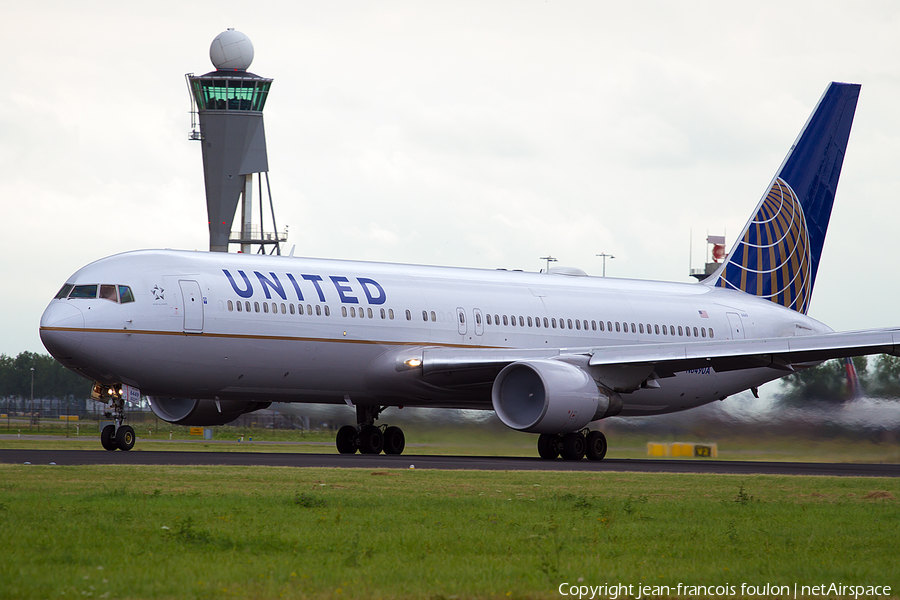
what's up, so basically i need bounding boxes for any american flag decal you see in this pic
[698,310,709,318]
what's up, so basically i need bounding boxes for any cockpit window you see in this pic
[69,285,98,299]
[54,284,74,299]
[99,285,118,302]
[60,283,135,303]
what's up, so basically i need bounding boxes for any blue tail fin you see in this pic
[708,82,860,314]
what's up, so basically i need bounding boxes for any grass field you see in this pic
[1,464,898,599]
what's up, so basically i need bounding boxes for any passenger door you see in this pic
[179,280,204,333]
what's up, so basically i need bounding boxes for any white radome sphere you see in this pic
[209,29,254,70]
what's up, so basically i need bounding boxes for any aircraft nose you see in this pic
[39,301,85,357]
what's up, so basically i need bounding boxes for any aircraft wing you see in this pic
[414,328,900,393]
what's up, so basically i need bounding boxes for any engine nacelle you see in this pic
[491,360,619,434]
[147,396,271,426]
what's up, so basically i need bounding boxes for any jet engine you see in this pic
[147,396,271,426]
[491,360,620,434]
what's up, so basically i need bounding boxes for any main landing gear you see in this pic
[95,384,135,452]
[537,430,607,461]
[335,405,406,456]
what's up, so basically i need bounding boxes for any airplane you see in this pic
[39,81,900,460]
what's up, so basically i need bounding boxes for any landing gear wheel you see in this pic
[560,432,586,460]
[101,424,118,451]
[336,425,358,454]
[359,425,384,454]
[115,425,135,451]
[537,434,560,459]
[585,430,608,461]
[383,426,405,455]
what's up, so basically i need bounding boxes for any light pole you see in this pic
[596,253,615,277]
[29,367,34,430]
[540,255,558,272]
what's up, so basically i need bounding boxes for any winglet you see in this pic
[707,82,860,314]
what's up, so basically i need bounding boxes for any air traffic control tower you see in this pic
[187,29,286,253]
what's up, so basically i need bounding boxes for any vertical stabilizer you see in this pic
[708,82,860,314]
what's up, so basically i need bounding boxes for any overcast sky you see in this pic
[3,1,899,357]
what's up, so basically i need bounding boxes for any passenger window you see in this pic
[423,310,428,322]
[503,315,509,326]
[535,317,541,328]
[510,315,516,327]
[325,306,331,316]
[307,304,313,315]
[342,307,348,317]
[639,323,644,334]
[350,307,356,317]
[592,321,597,331]
[316,305,322,316]
[246,301,251,312]
[70,285,98,299]
[543,317,549,328]
[389,309,394,320]
[701,327,706,338]
[662,325,667,335]
[236,301,242,312]
[575,320,581,330]
[431,311,436,322]
[476,312,482,325]
[227,300,233,311]
[693,327,699,337]
[368,308,373,319]
[290,304,295,315]
[551,318,557,328]
[527,316,532,327]
[670,325,675,335]
[406,310,411,321]
[615,322,620,333]
[678,326,683,336]
[263,303,269,314]
[54,284,74,299]
[459,312,465,324]
[380,308,386,319]
[254,302,260,313]
[599,321,605,332]
[709,328,714,338]
[519,316,524,327]
[298,304,304,315]
[568,319,574,329]
[281,303,286,314]
[272,302,277,313]
[685,326,690,337]
[607,321,612,332]
[655,324,659,335]
[118,286,135,303]
[631,323,636,333]
[486,314,492,325]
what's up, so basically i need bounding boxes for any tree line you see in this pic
[0,352,93,401]
[780,354,900,404]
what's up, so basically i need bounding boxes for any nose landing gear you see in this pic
[93,382,136,452]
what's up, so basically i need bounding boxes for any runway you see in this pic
[1,449,898,477]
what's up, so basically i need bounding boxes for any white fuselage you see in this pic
[39,249,832,417]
